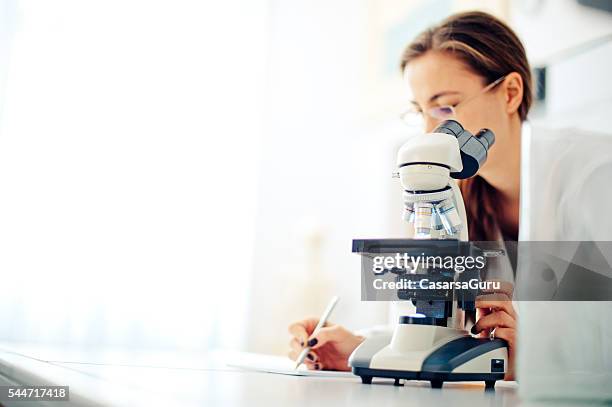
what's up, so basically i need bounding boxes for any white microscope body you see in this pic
[397,129,469,241]
[349,120,508,389]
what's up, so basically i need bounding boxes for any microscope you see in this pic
[348,120,509,389]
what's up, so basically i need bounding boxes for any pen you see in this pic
[294,296,340,370]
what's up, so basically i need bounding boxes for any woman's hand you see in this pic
[472,287,517,381]
[288,318,365,371]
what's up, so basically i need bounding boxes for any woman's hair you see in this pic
[399,11,532,241]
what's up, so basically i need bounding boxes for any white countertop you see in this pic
[0,341,557,407]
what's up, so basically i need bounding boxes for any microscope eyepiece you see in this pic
[475,128,495,149]
[433,120,495,179]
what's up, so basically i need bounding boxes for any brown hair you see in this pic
[400,11,532,241]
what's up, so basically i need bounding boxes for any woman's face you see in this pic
[403,51,517,177]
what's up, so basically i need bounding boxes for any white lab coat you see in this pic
[517,124,612,401]
[520,123,612,241]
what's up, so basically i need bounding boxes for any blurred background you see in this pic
[0,0,610,357]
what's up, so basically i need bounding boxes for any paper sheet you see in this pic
[225,352,354,377]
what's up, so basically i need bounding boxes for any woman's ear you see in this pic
[502,72,523,116]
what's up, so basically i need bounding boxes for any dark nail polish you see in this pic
[470,325,478,335]
[314,363,320,370]
[300,340,304,347]
[307,338,318,347]
[307,353,314,361]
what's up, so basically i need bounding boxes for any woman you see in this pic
[288,11,528,380]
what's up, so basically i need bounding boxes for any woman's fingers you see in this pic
[473,296,518,382]
[287,318,334,366]
[476,292,512,303]
[304,359,323,370]
[288,320,311,345]
[472,310,516,335]
[288,338,319,361]
[491,327,515,345]
[475,298,516,319]
[289,338,304,352]
[478,281,514,298]
[306,351,318,362]
[288,318,331,345]
[288,318,317,345]
[288,348,319,363]
[307,325,348,350]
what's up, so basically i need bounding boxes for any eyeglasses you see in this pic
[400,75,506,126]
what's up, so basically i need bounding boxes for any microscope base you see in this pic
[353,366,504,389]
[349,335,508,389]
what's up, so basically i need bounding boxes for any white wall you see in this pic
[245,0,393,354]
[510,0,612,131]
[0,0,268,352]
[511,0,612,66]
